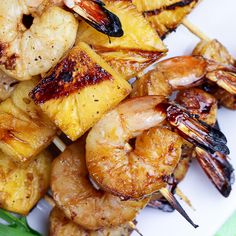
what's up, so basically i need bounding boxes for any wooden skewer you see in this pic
[160,188,199,228]
[44,194,56,207]
[52,136,66,152]
[182,18,211,41]
[176,187,195,211]
[128,221,143,236]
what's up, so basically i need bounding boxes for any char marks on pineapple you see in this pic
[30,50,113,104]
[143,0,198,17]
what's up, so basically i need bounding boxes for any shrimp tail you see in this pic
[195,147,234,197]
[65,0,123,37]
[206,70,236,94]
[158,103,230,155]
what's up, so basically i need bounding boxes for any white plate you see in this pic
[27,0,236,235]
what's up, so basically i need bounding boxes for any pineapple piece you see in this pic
[0,79,56,163]
[132,0,199,38]
[0,150,52,215]
[77,0,166,80]
[30,42,131,141]
[133,0,178,11]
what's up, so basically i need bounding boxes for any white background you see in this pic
[28,0,236,235]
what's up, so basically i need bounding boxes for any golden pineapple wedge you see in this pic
[77,0,167,80]
[30,42,131,141]
[132,0,199,38]
[0,79,56,163]
[0,149,52,215]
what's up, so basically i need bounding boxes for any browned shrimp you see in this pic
[175,87,217,126]
[51,142,148,230]
[0,0,78,80]
[49,207,134,236]
[86,96,229,199]
[193,39,236,110]
[131,55,236,98]
[176,88,234,197]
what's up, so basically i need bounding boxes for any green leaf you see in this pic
[0,208,42,236]
[0,224,40,236]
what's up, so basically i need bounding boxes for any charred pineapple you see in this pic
[0,79,56,163]
[0,150,52,215]
[30,42,131,141]
[132,0,199,38]
[77,0,167,80]
[50,207,134,236]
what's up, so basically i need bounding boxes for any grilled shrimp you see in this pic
[131,56,236,98]
[176,88,234,197]
[86,96,229,199]
[176,88,217,126]
[51,142,148,230]
[193,39,236,110]
[0,0,78,80]
[50,207,134,236]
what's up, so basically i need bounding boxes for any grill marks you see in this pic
[143,0,198,17]
[30,47,113,104]
[141,0,198,38]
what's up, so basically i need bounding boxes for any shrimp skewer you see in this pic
[51,135,198,229]
[86,96,229,200]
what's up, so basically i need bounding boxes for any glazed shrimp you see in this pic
[49,207,134,236]
[0,0,78,80]
[51,142,148,230]
[193,39,236,110]
[131,55,236,98]
[176,88,234,197]
[86,96,229,199]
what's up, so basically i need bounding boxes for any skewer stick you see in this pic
[182,18,211,41]
[128,221,143,236]
[160,188,199,228]
[176,187,195,211]
[52,136,66,152]
[44,194,56,207]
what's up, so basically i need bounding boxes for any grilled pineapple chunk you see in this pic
[132,0,199,38]
[0,79,56,163]
[30,42,131,141]
[0,150,52,215]
[77,0,166,80]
